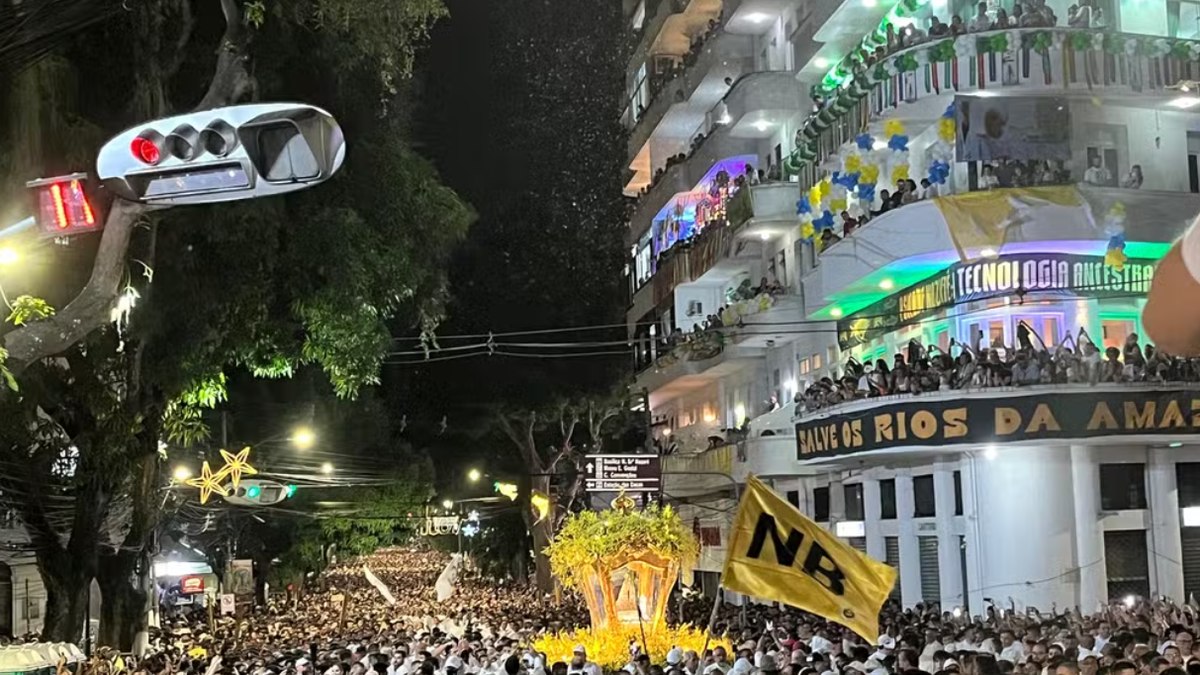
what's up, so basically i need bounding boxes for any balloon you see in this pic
[891,164,910,183]
[818,179,832,197]
[938,117,956,143]
[814,210,836,230]
[883,119,906,138]
[830,198,848,213]
[942,103,956,119]
[796,196,812,215]
[801,221,815,240]
[860,165,880,184]
[1107,233,1126,250]
[838,172,860,189]
[857,183,876,202]
[855,133,874,151]
[888,134,909,152]
[808,184,823,209]
[844,153,862,173]
[1105,247,1127,271]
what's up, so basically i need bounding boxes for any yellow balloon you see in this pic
[1105,247,1127,271]
[938,117,956,143]
[818,179,832,197]
[883,119,906,138]
[860,165,880,184]
[830,198,848,212]
[844,154,862,173]
[801,222,815,239]
[891,164,910,183]
[808,184,822,208]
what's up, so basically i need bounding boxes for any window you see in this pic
[799,358,811,375]
[812,353,823,371]
[827,345,838,366]
[786,490,800,508]
[813,486,830,521]
[1105,530,1150,599]
[919,537,940,602]
[1100,463,1147,510]
[913,475,936,517]
[845,483,865,521]
[880,479,897,520]
[1180,463,1200,508]
[953,470,963,516]
[1101,318,1137,351]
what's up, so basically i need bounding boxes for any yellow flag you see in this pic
[720,475,896,640]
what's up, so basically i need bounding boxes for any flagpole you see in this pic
[700,588,724,656]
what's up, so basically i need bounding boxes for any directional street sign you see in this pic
[584,454,662,492]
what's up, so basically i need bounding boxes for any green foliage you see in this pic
[0,347,16,392]
[546,504,698,591]
[6,295,56,326]
[244,0,267,28]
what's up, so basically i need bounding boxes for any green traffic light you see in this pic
[246,486,261,499]
[286,484,297,498]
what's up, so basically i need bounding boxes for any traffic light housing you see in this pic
[26,173,103,238]
[224,479,288,506]
[96,103,346,206]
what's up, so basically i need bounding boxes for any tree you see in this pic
[0,0,471,647]
[495,396,626,591]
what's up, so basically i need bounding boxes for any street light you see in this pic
[172,465,192,481]
[467,468,482,483]
[292,427,316,449]
[320,462,333,475]
[441,499,454,510]
[0,248,18,266]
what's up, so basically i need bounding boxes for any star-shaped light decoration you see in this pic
[185,461,231,505]
[218,446,258,489]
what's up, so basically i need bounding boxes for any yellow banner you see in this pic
[720,476,896,640]
[932,186,1083,260]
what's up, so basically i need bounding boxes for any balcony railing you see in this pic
[787,26,1200,175]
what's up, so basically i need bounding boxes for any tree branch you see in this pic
[496,411,543,473]
[194,0,253,111]
[163,0,195,80]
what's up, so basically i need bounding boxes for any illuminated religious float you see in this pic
[534,497,729,669]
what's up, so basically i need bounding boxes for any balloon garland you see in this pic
[1103,203,1128,271]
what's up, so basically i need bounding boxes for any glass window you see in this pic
[786,490,800,508]
[813,353,823,370]
[1102,319,1137,351]
[813,486,830,521]
[913,475,936,517]
[1179,463,1200,508]
[1100,463,1147,510]
[880,479,897,520]
[1170,0,1200,38]
[800,358,811,375]
[845,483,865,520]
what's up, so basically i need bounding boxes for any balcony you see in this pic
[728,182,801,229]
[626,31,755,160]
[637,337,766,404]
[801,184,1199,317]
[626,70,806,207]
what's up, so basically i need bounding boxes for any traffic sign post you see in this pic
[584,454,662,492]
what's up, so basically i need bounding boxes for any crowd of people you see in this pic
[801,326,1195,413]
[62,544,1200,675]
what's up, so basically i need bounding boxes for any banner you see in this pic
[363,565,396,605]
[796,387,1200,458]
[435,553,462,602]
[956,95,1071,162]
[227,559,254,596]
[721,476,896,640]
[837,252,1156,350]
[180,575,205,595]
[933,186,1086,259]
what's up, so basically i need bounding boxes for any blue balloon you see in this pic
[814,210,836,230]
[943,103,956,119]
[796,196,812,215]
[857,183,875,202]
[855,133,874,151]
[927,160,950,185]
[888,134,909,152]
[839,172,861,189]
[1108,234,1126,250]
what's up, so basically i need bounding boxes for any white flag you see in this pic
[435,554,461,602]
[362,565,396,605]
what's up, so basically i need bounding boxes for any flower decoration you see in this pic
[1029,31,1053,53]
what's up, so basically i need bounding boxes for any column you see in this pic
[863,478,885,560]
[974,445,1079,610]
[934,464,964,610]
[829,475,846,527]
[1148,446,1185,602]
[896,474,922,607]
[1071,445,1107,613]
[959,457,985,613]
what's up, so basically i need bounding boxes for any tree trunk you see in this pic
[38,550,92,643]
[96,549,146,650]
[525,474,555,593]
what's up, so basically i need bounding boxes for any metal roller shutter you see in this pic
[885,537,901,599]
[1105,530,1150,600]
[919,537,941,603]
[849,537,867,552]
[1181,528,1200,600]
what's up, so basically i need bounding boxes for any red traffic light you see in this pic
[26,174,102,238]
[131,135,161,165]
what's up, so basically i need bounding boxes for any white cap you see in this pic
[667,649,684,665]
[877,636,896,650]
[573,645,587,655]
[446,657,464,671]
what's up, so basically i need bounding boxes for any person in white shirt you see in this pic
[1083,156,1111,185]
[918,629,943,673]
[566,646,601,675]
[999,630,1026,664]
[968,2,992,31]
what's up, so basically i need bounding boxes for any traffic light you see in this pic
[26,173,103,238]
[95,103,346,206]
[224,479,288,506]
[285,484,297,498]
